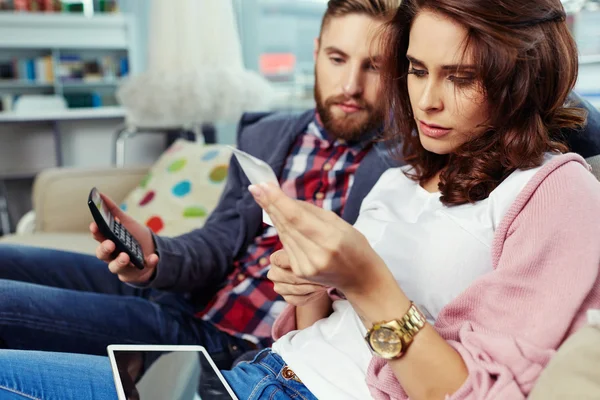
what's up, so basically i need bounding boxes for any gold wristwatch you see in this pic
[365,302,426,360]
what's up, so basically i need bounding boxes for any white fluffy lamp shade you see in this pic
[116,0,274,127]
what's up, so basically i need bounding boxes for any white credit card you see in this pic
[228,146,279,226]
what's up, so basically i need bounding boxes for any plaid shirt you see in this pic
[197,115,373,347]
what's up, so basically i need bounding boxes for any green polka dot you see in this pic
[209,165,228,183]
[167,158,187,173]
[139,173,152,189]
[183,206,207,218]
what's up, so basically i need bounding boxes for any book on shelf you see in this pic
[58,54,128,83]
[0,54,128,85]
[0,0,118,13]
[0,91,118,112]
[0,55,54,83]
[0,94,14,112]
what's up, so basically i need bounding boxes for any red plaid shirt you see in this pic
[197,116,372,347]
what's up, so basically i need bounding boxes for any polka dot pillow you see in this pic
[120,139,233,237]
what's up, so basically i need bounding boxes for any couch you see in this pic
[0,138,233,254]
[0,165,149,255]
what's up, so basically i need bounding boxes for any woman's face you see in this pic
[406,10,489,155]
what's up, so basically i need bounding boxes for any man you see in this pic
[0,0,402,369]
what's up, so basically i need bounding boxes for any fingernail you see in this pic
[259,182,271,192]
[249,185,263,198]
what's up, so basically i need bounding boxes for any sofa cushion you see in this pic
[120,139,233,237]
[529,325,600,399]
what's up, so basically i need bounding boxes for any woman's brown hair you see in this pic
[380,0,587,205]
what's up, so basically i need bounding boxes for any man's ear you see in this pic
[313,37,320,61]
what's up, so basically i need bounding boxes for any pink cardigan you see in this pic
[272,153,600,399]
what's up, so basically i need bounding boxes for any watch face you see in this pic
[369,326,403,359]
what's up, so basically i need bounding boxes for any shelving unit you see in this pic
[0,11,137,51]
[0,10,138,156]
[0,11,138,115]
[0,105,125,122]
[0,11,140,236]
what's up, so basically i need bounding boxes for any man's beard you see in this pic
[314,77,384,142]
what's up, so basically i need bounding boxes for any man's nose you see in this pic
[342,65,364,97]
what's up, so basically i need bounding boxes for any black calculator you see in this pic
[87,187,145,270]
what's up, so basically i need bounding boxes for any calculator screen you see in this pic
[91,190,112,226]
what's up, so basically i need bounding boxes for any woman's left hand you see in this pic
[249,183,392,294]
[268,250,329,307]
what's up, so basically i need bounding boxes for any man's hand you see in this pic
[91,192,159,284]
[268,250,328,307]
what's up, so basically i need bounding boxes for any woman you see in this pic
[224,0,600,398]
[0,0,599,399]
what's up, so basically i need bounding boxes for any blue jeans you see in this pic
[0,244,253,369]
[0,350,118,400]
[0,349,317,400]
[223,349,318,400]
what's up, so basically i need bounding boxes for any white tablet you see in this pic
[107,345,238,400]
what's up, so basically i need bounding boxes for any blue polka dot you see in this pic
[201,150,220,162]
[120,203,127,211]
[172,180,192,197]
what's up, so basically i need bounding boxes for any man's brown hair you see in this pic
[320,0,401,35]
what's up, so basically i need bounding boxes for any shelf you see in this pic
[0,106,125,122]
[0,81,54,89]
[61,80,122,89]
[0,12,133,50]
[0,80,122,90]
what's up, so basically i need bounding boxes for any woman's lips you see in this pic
[419,120,451,138]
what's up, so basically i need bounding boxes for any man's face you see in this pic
[314,14,385,141]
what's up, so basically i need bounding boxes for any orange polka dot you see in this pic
[146,216,164,233]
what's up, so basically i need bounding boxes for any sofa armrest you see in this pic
[33,166,149,233]
[529,325,600,399]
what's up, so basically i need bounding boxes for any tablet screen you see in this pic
[110,348,237,400]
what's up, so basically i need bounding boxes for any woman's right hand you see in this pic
[90,192,159,284]
[268,249,328,307]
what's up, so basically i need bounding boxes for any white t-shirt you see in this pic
[272,154,556,399]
